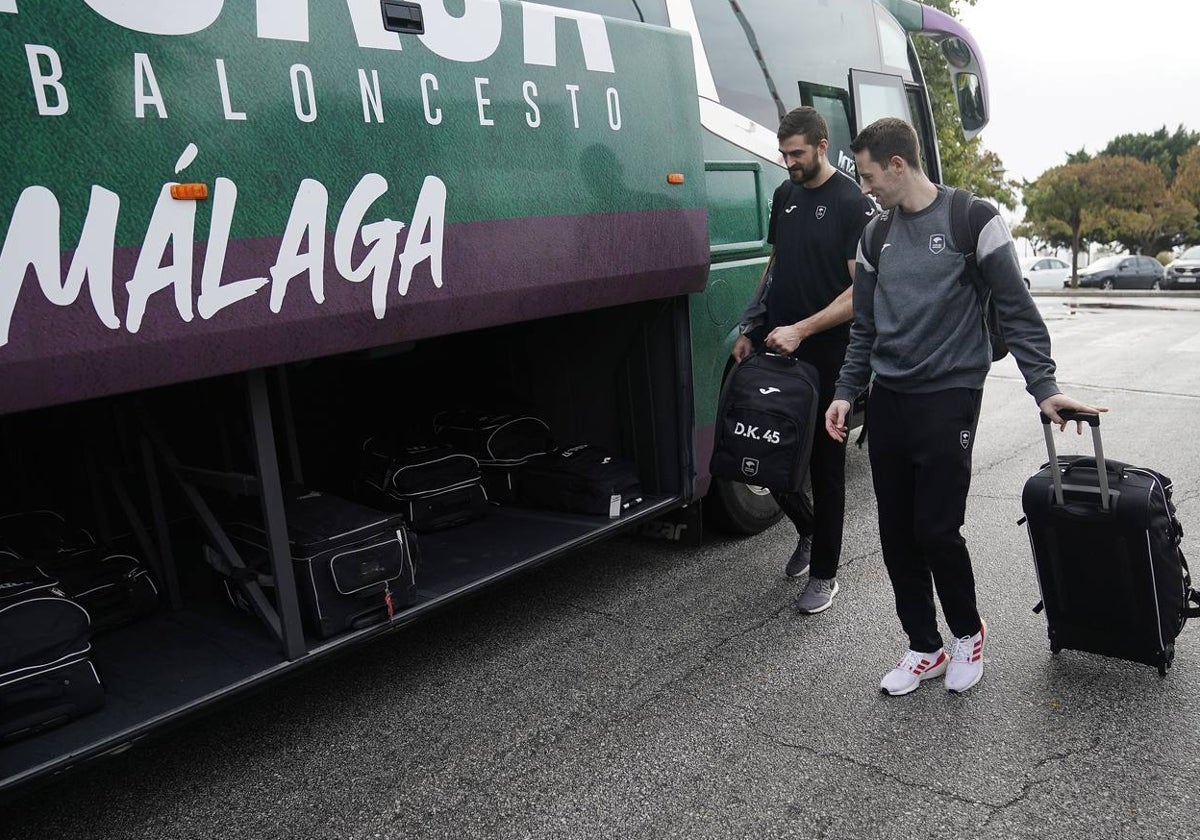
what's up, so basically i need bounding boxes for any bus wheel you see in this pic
[705,477,785,534]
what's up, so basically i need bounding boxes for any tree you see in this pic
[1101,125,1199,184]
[1021,158,1135,283]
[1096,158,1196,255]
[1172,145,1200,240]
[914,0,1018,209]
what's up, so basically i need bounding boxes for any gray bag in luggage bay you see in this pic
[1021,411,1200,675]
[709,353,819,493]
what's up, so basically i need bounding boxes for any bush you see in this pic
[1156,251,1174,265]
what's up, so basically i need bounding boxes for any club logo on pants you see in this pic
[930,234,946,254]
[741,457,759,477]
[960,430,971,449]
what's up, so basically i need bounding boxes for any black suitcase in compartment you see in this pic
[0,510,159,633]
[0,567,104,742]
[226,490,419,640]
[518,445,643,517]
[432,411,555,503]
[1021,411,1199,675]
[360,439,489,531]
[709,352,819,493]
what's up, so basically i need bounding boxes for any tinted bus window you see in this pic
[692,0,781,129]
[548,0,670,26]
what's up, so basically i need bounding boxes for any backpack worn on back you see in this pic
[866,187,1008,361]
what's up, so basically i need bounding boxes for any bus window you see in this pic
[691,0,782,130]
[799,83,856,177]
[906,86,938,181]
[850,68,911,136]
[547,0,671,25]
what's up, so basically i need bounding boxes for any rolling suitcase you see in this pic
[359,438,489,531]
[1021,410,1199,675]
[708,352,819,492]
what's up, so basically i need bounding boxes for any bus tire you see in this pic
[705,477,784,535]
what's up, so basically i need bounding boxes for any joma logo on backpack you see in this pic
[734,422,781,444]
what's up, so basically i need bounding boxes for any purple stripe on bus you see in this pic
[0,208,709,414]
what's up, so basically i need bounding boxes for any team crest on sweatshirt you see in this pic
[816,205,827,219]
[930,234,946,254]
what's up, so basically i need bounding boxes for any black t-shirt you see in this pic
[765,171,876,350]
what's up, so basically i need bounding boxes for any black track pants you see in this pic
[771,340,847,580]
[866,383,984,653]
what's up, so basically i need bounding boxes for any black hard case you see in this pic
[0,567,104,742]
[518,445,643,516]
[1021,413,1194,675]
[709,353,819,493]
[360,439,489,531]
[226,490,418,640]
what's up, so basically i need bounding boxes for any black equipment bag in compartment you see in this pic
[709,353,819,493]
[0,567,104,742]
[518,445,643,517]
[433,411,555,503]
[1021,411,1200,676]
[360,439,489,531]
[226,489,419,640]
[0,510,159,633]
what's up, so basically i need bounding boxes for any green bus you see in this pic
[0,0,988,793]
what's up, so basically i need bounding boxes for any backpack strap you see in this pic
[866,210,893,269]
[950,187,983,294]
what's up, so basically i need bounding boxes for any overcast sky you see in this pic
[957,0,1200,188]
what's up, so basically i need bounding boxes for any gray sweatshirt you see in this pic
[834,186,1061,405]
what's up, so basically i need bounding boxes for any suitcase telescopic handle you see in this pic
[1039,411,1109,511]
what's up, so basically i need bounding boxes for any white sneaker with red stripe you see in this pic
[879,648,948,696]
[946,620,987,694]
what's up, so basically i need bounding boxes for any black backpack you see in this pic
[867,187,1008,361]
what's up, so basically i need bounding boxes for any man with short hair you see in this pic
[732,106,876,614]
[825,117,1105,694]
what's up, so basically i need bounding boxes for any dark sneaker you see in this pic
[796,576,838,613]
[785,535,812,578]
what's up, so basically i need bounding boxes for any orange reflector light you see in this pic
[667,173,685,185]
[170,183,209,201]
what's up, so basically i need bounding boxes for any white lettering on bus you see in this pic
[12,1,614,71]
[523,81,540,128]
[84,0,222,36]
[198,178,269,319]
[420,73,442,126]
[0,154,448,344]
[133,53,168,119]
[125,182,197,332]
[606,87,621,131]
[565,84,580,129]
[269,178,328,313]
[216,59,247,121]
[25,45,69,116]
[521,3,614,73]
[290,63,317,123]
[359,69,384,123]
[475,77,494,127]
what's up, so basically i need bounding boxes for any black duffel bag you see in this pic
[0,510,159,634]
[222,489,419,640]
[432,410,555,503]
[709,353,819,493]
[518,444,643,517]
[0,566,104,742]
[360,438,489,531]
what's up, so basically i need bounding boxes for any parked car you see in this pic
[1020,256,1071,290]
[1163,245,1200,289]
[1070,254,1164,290]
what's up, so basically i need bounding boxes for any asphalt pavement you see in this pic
[4,300,1200,840]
